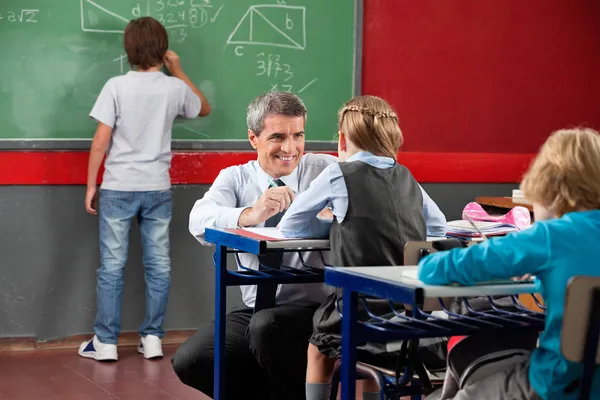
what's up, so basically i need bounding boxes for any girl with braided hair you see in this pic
[279,95,447,400]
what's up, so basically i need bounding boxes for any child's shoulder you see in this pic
[106,73,130,84]
[99,75,121,89]
[99,74,132,93]
[163,74,189,88]
[545,210,600,235]
[512,211,600,247]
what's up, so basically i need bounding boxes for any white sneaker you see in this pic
[138,334,163,359]
[78,335,118,361]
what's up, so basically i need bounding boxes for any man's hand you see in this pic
[238,186,295,227]
[85,186,98,215]
[164,50,183,75]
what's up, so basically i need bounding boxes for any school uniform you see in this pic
[418,210,600,400]
[279,151,447,357]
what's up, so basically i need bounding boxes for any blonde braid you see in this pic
[342,105,398,120]
[337,95,403,159]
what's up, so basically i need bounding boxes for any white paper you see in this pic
[242,227,300,240]
[447,220,518,235]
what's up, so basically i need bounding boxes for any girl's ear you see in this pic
[338,131,347,152]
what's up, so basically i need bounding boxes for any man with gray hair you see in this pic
[172,91,337,400]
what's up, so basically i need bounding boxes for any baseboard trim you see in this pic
[0,330,196,352]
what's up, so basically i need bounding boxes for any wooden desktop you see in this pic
[475,196,533,212]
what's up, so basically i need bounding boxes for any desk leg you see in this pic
[214,245,226,400]
[341,289,358,400]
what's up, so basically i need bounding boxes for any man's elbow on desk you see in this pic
[188,223,208,244]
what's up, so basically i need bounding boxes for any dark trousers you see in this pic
[171,304,318,400]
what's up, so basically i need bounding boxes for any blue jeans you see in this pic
[94,189,172,344]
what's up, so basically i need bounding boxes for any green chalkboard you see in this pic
[0,0,358,144]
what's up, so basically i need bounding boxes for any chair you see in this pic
[427,330,538,400]
[404,240,467,312]
[561,276,600,399]
[328,239,465,399]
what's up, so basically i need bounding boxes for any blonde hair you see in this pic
[521,127,600,216]
[337,95,403,159]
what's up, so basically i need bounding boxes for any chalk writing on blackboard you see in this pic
[253,52,317,95]
[227,5,306,51]
[80,0,222,41]
[0,9,39,23]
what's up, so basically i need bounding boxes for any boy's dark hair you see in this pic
[124,17,168,70]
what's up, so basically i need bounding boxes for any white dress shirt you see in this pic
[189,153,338,308]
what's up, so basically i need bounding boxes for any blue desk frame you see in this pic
[203,227,330,400]
[325,266,546,400]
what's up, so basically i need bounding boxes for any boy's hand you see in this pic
[85,186,98,215]
[164,50,183,75]
[511,273,532,282]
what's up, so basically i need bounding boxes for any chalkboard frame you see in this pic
[0,0,363,151]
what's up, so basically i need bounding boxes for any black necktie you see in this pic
[254,179,286,312]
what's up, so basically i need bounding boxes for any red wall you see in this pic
[2,0,599,185]
[363,0,600,154]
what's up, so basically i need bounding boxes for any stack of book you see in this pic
[446,220,518,238]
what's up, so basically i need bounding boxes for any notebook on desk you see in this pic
[222,227,304,241]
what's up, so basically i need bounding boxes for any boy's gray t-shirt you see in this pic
[90,71,201,191]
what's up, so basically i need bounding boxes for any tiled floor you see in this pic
[0,345,209,400]
[0,345,421,399]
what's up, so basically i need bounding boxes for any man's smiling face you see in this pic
[249,114,305,178]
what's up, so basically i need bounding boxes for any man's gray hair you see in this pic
[246,91,307,135]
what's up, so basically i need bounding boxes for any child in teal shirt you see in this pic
[418,128,600,399]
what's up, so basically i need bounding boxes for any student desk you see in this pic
[202,229,447,399]
[203,227,330,400]
[325,266,545,400]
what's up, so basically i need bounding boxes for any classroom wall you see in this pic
[2,0,599,340]
[363,0,600,155]
[0,183,517,340]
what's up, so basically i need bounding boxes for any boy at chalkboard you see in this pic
[78,16,210,361]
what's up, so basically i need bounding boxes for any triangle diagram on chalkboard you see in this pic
[226,8,252,45]
[252,6,306,50]
[227,5,306,51]
[80,0,130,33]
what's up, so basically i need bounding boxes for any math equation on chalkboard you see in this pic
[80,0,224,44]
[0,8,40,24]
